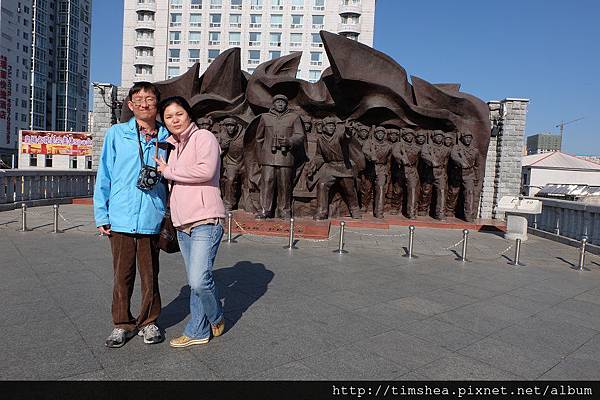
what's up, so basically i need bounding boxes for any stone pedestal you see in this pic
[504,213,529,241]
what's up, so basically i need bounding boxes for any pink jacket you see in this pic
[163,123,225,227]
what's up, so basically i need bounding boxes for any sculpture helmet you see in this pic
[273,94,289,103]
[322,116,338,126]
[222,117,237,126]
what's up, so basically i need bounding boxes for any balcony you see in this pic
[135,38,155,47]
[136,20,155,30]
[230,4,242,10]
[134,72,154,80]
[310,60,322,66]
[250,5,262,10]
[229,41,241,46]
[134,56,154,65]
[208,40,220,46]
[337,22,361,34]
[312,23,324,29]
[339,3,362,14]
[271,5,283,11]
[248,41,261,47]
[290,24,303,29]
[136,2,156,12]
[270,23,283,29]
[247,59,260,65]
[209,22,221,27]
[249,23,262,28]
[291,5,303,11]
[289,42,302,48]
[230,22,242,28]
[269,41,282,47]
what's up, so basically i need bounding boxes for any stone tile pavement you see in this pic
[1,204,600,380]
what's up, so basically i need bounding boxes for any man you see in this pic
[392,128,421,219]
[94,82,168,348]
[420,130,453,220]
[254,94,305,219]
[308,117,361,220]
[197,116,214,131]
[363,126,392,219]
[450,131,480,222]
[219,117,245,211]
[353,122,373,212]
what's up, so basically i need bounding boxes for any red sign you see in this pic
[20,131,92,156]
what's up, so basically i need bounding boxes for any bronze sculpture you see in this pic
[122,31,492,222]
[420,130,453,220]
[307,117,361,220]
[363,126,392,219]
[254,94,305,219]
[450,131,480,222]
[392,128,422,219]
[219,117,246,212]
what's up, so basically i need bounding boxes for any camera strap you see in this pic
[136,123,159,168]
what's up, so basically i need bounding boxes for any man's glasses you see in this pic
[130,97,157,107]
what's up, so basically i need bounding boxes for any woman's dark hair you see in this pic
[128,81,160,102]
[158,96,194,123]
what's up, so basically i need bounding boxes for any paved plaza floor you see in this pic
[1,204,600,380]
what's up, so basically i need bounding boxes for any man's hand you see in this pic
[278,137,290,148]
[98,224,112,236]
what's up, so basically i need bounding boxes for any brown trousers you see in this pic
[109,232,161,331]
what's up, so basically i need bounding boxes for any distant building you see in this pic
[121,0,377,88]
[526,133,562,155]
[18,130,93,170]
[577,155,600,165]
[521,151,600,196]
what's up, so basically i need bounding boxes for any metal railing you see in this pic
[0,170,95,205]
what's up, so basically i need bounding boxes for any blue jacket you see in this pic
[94,117,169,234]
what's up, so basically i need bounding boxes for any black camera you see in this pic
[136,165,161,191]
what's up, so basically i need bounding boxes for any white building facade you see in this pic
[121,0,376,88]
[0,0,34,166]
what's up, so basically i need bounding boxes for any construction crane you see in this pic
[555,117,584,136]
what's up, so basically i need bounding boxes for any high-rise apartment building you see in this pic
[121,0,376,88]
[30,0,92,133]
[526,133,562,155]
[0,0,34,165]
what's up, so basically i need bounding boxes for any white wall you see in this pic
[525,167,600,196]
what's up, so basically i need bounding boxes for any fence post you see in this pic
[334,221,348,254]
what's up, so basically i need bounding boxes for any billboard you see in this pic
[20,131,92,156]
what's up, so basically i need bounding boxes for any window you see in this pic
[170,0,183,9]
[291,15,303,28]
[313,0,325,11]
[311,33,323,47]
[209,14,221,27]
[208,31,220,45]
[169,48,180,62]
[210,0,222,9]
[250,0,262,10]
[168,66,180,78]
[269,50,281,60]
[341,14,359,24]
[170,13,182,27]
[229,32,241,46]
[271,0,283,10]
[69,156,78,169]
[208,49,220,62]
[290,33,302,47]
[188,49,200,62]
[308,70,320,82]
[249,14,261,27]
[29,154,38,167]
[230,0,242,9]
[230,14,241,27]
[249,32,261,46]
[169,31,181,44]
[248,50,260,65]
[86,156,92,170]
[45,154,53,168]
[191,0,202,9]
[310,51,322,66]
[312,15,324,28]
[291,0,304,10]
[189,13,201,27]
[270,14,282,28]
[189,31,201,44]
[269,32,282,47]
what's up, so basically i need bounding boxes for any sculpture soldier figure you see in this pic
[420,130,453,220]
[197,116,214,131]
[254,94,305,219]
[307,117,361,220]
[363,126,392,218]
[354,123,373,212]
[219,117,245,212]
[392,128,421,219]
[450,131,480,222]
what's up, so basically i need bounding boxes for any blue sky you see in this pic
[90,0,600,154]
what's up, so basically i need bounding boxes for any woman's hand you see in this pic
[154,156,168,173]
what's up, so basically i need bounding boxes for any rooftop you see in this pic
[523,151,600,170]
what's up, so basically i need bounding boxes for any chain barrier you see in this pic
[468,243,515,261]
[344,229,407,238]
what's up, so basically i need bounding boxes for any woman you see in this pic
[155,96,226,348]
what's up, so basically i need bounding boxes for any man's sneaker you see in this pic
[169,335,210,348]
[138,323,163,344]
[211,318,225,337]
[105,328,136,348]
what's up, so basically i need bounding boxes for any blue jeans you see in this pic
[177,223,224,339]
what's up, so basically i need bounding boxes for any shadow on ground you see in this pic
[157,261,274,332]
